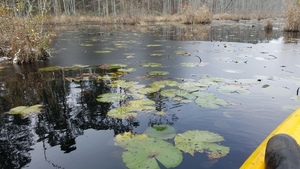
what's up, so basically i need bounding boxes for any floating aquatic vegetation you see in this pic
[217,85,251,95]
[9,104,43,117]
[39,66,62,72]
[115,132,183,169]
[147,71,169,76]
[150,53,164,57]
[107,107,137,119]
[80,43,93,47]
[127,99,156,111]
[94,50,111,54]
[107,64,128,69]
[160,89,178,98]
[174,130,230,158]
[144,125,176,140]
[149,80,179,89]
[194,93,228,108]
[117,68,136,73]
[96,93,127,103]
[129,86,160,95]
[146,44,162,47]
[141,62,162,68]
[175,50,189,55]
[178,82,206,92]
[65,64,90,71]
[198,76,226,86]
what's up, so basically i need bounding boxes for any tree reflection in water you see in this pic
[0,66,156,168]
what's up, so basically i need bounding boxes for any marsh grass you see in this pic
[284,5,300,32]
[181,5,212,24]
[0,10,52,64]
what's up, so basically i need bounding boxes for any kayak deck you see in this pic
[240,108,300,169]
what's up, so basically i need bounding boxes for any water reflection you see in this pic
[0,66,165,168]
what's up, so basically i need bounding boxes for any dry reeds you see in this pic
[0,11,52,64]
[284,5,300,32]
[181,5,212,24]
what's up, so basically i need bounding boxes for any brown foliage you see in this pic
[284,5,300,32]
[181,5,212,24]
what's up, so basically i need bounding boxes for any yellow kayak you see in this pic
[240,108,300,169]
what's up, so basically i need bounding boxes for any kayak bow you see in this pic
[240,108,300,169]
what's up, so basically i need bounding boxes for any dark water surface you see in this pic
[1,20,300,169]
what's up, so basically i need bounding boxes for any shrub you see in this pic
[0,5,52,64]
[284,5,300,32]
[181,5,212,24]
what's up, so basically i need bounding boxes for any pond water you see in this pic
[0,20,300,169]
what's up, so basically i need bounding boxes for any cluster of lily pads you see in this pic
[114,128,229,169]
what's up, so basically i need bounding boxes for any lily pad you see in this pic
[117,68,136,73]
[178,82,206,92]
[147,44,162,47]
[39,66,62,72]
[149,80,179,89]
[109,80,138,89]
[144,125,176,140]
[174,130,229,158]
[115,133,183,169]
[9,104,43,117]
[141,62,162,68]
[107,107,137,119]
[96,93,127,103]
[160,89,178,98]
[194,93,228,108]
[95,50,111,54]
[107,64,128,69]
[127,99,156,112]
[147,71,169,76]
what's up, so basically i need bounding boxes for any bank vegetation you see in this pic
[0,0,299,64]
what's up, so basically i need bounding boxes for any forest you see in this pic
[0,0,299,64]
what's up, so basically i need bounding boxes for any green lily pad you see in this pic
[96,93,127,103]
[149,80,179,89]
[178,82,206,92]
[39,66,62,72]
[117,68,136,73]
[194,93,228,108]
[107,107,137,119]
[175,50,189,55]
[127,99,156,111]
[147,71,169,76]
[144,125,176,140]
[161,89,178,98]
[174,130,230,158]
[9,104,43,117]
[95,50,111,54]
[217,85,250,95]
[150,53,164,57]
[141,62,162,68]
[107,64,128,69]
[80,43,93,47]
[115,133,183,169]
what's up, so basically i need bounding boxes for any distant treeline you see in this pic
[0,0,295,17]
